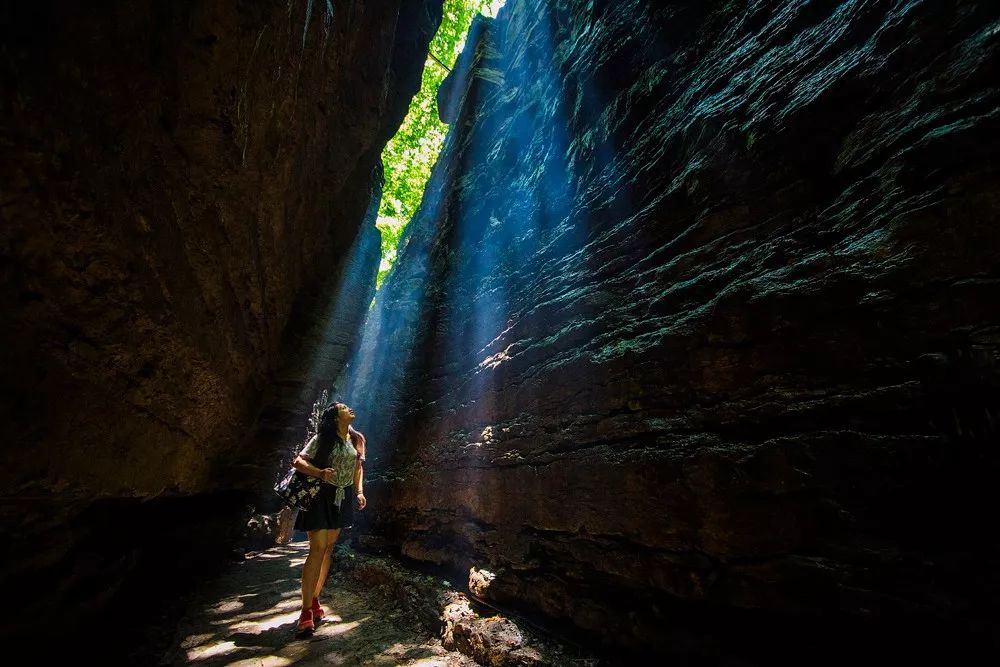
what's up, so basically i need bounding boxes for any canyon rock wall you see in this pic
[348,0,1000,658]
[0,0,441,648]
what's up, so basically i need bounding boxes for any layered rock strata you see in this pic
[347,0,1000,659]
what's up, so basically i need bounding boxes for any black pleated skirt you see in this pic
[293,483,355,531]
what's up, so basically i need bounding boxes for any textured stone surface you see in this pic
[347,0,1000,659]
[0,0,434,497]
[0,0,440,649]
[451,613,537,667]
[337,550,589,666]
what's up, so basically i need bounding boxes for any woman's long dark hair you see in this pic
[317,403,343,439]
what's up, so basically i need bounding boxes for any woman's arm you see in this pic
[353,455,366,509]
[348,425,367,509]
[293,455,332,481]
[352,457,363,492]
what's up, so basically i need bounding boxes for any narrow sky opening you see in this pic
[375,0,507,290]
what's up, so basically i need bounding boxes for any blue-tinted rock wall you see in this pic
[347,0,1000,657]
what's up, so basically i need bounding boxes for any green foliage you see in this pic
[376,0,501,289]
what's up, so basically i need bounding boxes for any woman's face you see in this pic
[336,403,355,425]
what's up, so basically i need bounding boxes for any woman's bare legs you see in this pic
[314,528,342,601]
[301,529,332,610]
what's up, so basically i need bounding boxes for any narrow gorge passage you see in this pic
[2,1,999,665]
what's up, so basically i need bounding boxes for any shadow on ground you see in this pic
[160,541,476,666]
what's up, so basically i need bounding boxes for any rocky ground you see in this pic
[159,541,598,666]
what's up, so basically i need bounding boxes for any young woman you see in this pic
[290,401,367,634]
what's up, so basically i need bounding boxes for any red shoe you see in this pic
[296,608,314,635]
[311,597,325,622]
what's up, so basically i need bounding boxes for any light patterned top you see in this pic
[299,432,359,509]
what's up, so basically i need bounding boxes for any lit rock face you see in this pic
[347,0,1000,657]
[0,0,440,648]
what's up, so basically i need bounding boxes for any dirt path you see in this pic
[160,541,478,666]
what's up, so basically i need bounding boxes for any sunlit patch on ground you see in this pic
[162,541,476,666]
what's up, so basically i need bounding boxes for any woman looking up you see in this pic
[290,401,367,635]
